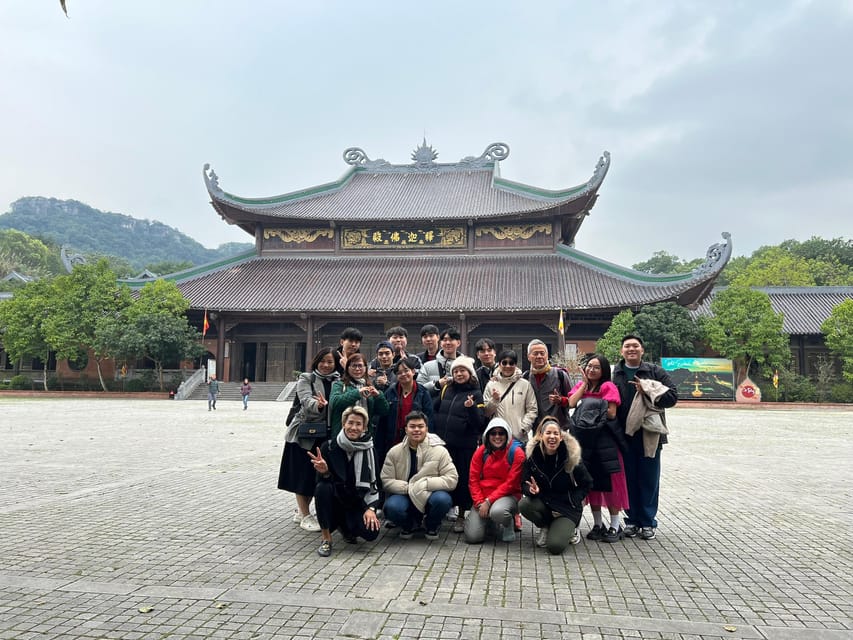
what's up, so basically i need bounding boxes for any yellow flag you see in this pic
[558,309,564,333]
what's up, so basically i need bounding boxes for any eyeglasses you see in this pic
[349,364,365,369]
[500,360,515,366]
[490,430,508,437]
[585,365,601,370]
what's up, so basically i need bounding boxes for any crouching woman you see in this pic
[309,406,381,557]
[519,417,593,555]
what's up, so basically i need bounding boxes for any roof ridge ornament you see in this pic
[459,142,510,167]
[411,138,439,167]
[342,147,391,170]
[203,163,223,196]
[693,232,733,276]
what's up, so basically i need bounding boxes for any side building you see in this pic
[136,141,733,383]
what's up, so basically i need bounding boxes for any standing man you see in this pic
[474,338,497,394]
[381,410,458,539]
[417,324,441,364]
[612,334,677,541]
[336,327,363,371]
[207,374,220,411]
[418,327,464,398]
[387,326,420,366]
[524,340,571,430]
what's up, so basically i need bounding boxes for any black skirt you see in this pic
[277,440,322,496]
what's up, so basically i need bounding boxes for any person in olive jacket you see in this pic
[520,416,593,555]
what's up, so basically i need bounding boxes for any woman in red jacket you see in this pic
[464,417,525,543]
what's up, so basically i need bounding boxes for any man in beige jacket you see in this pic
[380,410,458,540]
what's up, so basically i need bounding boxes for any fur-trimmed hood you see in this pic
[525,428,582,473]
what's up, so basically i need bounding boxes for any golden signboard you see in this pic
[263,228,334,244]
[342,227,466,249]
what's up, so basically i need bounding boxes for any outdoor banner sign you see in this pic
[660,357,735,401]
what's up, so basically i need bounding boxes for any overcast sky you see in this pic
[2,1,851,266]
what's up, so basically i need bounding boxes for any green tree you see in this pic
[780,236,853,267]
[821,299,853,383]
[145,260,193,276]
[0,229,59,279]
[700,286,790,385]
[96,279,202,390]
[633,302,700,362]
[0,279,57,390]
[729,247,817,287]
[596,309,636,363]
[632,251,702,274]
[43,260,132,391]
[130,279,189,319]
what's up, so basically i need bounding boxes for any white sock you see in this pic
[592,511,603,527]
[610,514,622,530]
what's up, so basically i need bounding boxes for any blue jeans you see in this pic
[242,394,249,409]
[384,491,452,532]
[622,432,662,528]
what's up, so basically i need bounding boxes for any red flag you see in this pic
[203,309,209,338]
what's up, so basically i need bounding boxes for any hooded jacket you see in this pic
[381,434,459,512]
[522,429,593,525]
[469,419,525,506]
[483,367,539,442]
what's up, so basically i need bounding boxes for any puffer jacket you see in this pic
[522,430,593,525]
[432,381,484,448]
[469,422,525,505]
[381,435,459,512]
[483,367,539,442]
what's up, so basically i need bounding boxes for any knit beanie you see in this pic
[450,356,478,381]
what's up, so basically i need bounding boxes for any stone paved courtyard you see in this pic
[1,397,851,639]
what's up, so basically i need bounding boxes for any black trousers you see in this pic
[314,482,379,542]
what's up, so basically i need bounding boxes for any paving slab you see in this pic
[0,397,851,639]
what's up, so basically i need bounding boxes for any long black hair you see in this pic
[583,353,612,394]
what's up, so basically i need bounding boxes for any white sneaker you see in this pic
[569,528,581,545]
[292,510,303,524]
[446,506,459,522]
[300,513,321,532]
[535,527,548,547]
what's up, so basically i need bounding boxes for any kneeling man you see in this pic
[381,410,459,540]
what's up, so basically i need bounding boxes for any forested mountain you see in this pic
[0,197,253,271]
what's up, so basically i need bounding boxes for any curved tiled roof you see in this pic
[203,143,610,224]
[174,245,727,314]
[692,287,853,335]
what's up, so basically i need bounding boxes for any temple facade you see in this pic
[166,141,731,382]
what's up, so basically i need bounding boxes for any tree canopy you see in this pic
[633,302,700,362]
[700,286,789,385]
[595,309,636,363]
[821,299,853,383]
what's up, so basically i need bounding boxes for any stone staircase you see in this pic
[185,381,290,402]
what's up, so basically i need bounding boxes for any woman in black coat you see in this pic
[520,417,593,555]
[432,356,484,531]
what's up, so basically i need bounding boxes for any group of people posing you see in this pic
[277,325,677,558]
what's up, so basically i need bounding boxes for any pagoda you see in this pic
[172,140,731,382]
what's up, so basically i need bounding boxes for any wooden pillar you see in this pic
[305,315,315,368]
[216,315,227,382]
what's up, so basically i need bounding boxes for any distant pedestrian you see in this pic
[241,378,252,410]
[207,374,220,411]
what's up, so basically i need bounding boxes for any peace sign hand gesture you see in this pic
[307,447,329,475]
[526,477,540,495]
